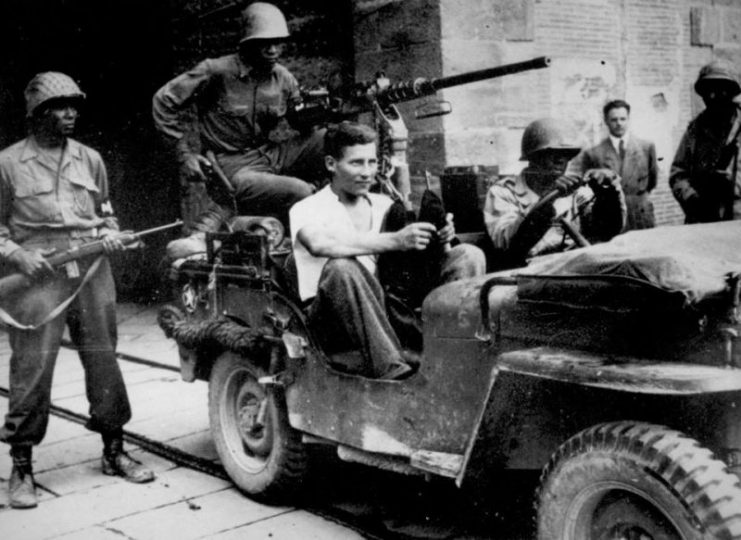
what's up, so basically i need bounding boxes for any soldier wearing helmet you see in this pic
[0,72,154,509]
[670,61,741,223]
[153,2,325,245]
[483,118,626,268]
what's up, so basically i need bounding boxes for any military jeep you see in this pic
[159,219,741,539]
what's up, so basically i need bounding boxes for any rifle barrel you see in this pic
[133,220,184,237]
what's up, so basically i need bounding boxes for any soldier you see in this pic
[290,122,485,380]
[670,61,741,223]
[483,118,626,268]
[566,99,658,230]
[0,72,154,509]
[153,2,325,249]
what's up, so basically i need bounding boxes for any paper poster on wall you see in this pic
[549,58,617,147]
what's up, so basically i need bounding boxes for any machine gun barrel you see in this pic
[431,56,551,91]
[376,56,551,106]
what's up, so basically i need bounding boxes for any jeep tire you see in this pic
[536,422,741,539]
[209,351,307,502]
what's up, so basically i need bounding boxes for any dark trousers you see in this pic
[307,244,485,377]
[0,254,131,446]
[196,129,326,232]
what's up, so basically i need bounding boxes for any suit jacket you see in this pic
[567,135,658,230]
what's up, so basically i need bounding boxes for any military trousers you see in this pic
[0,251,131,446]
[196,129,327,232]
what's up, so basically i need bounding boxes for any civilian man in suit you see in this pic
[566,99,658,230]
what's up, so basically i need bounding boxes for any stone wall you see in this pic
[352,0,741,226]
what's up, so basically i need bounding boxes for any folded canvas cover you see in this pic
[517,221,741,305]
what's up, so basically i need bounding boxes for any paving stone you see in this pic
[108,486,291,540]
[211,509,366,540]
[32,434,103,474]
[0,476,57,512]
[166,431,219,462]
[41,416,97,445]
[116,302,150,322]
[118,342,179,366]
[0,467,231,539]
[55,524,132,540]
[126,405,209,442]
[35,451,176,496]
[0,416,97,480]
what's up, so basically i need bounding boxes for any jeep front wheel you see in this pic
[209,351,307,503]
[536,422,741,539]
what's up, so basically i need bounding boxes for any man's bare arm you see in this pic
[297,222,437,258]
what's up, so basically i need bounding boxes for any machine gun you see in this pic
[0,221,183,300]
[291,56,551,202]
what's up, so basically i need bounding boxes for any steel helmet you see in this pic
[239,2,289,43]
[520,118,581,161]
[24,72,86,117]
[694,61,741,97]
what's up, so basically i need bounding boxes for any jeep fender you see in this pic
[456,346,741,488]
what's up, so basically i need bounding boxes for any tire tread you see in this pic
[536,421,741,539]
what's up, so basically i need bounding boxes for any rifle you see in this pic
[0,221,183,299]
[290,57,551,203]
[717,111,741,220]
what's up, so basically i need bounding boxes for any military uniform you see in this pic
[0,136,131,446]
[1,72,153,509]
[670,106,741,222]
[484,173,601,258]
[670,61,741,223]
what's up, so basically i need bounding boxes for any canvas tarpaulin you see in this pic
[516,221,741,305]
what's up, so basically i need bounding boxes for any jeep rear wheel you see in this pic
[209,351,307,503]
[536,422,741,539]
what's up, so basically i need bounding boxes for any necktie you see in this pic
[618,138,626,175]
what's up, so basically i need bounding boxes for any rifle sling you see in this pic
[0,255,103,331]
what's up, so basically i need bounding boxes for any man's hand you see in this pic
[179,153,211,183]
[100,230,128,254]
[395,222,436,251]
[437,213,455,245]
[585,168,621,193]
[8,248,54,279]
[554,174,583,196]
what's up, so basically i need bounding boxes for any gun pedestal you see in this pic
[375,103,411,205]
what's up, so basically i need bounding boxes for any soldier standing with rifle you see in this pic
[671,61,741,223]
[0,72,154,509]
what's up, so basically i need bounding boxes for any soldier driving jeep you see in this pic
[483,117,627,269]
[289,121,485,380]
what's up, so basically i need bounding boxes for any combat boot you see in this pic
[101,431,155,484]
[9,445,37,509]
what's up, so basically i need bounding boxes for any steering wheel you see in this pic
[529,188,591,248]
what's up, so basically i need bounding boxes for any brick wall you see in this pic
[353,0,741,226]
